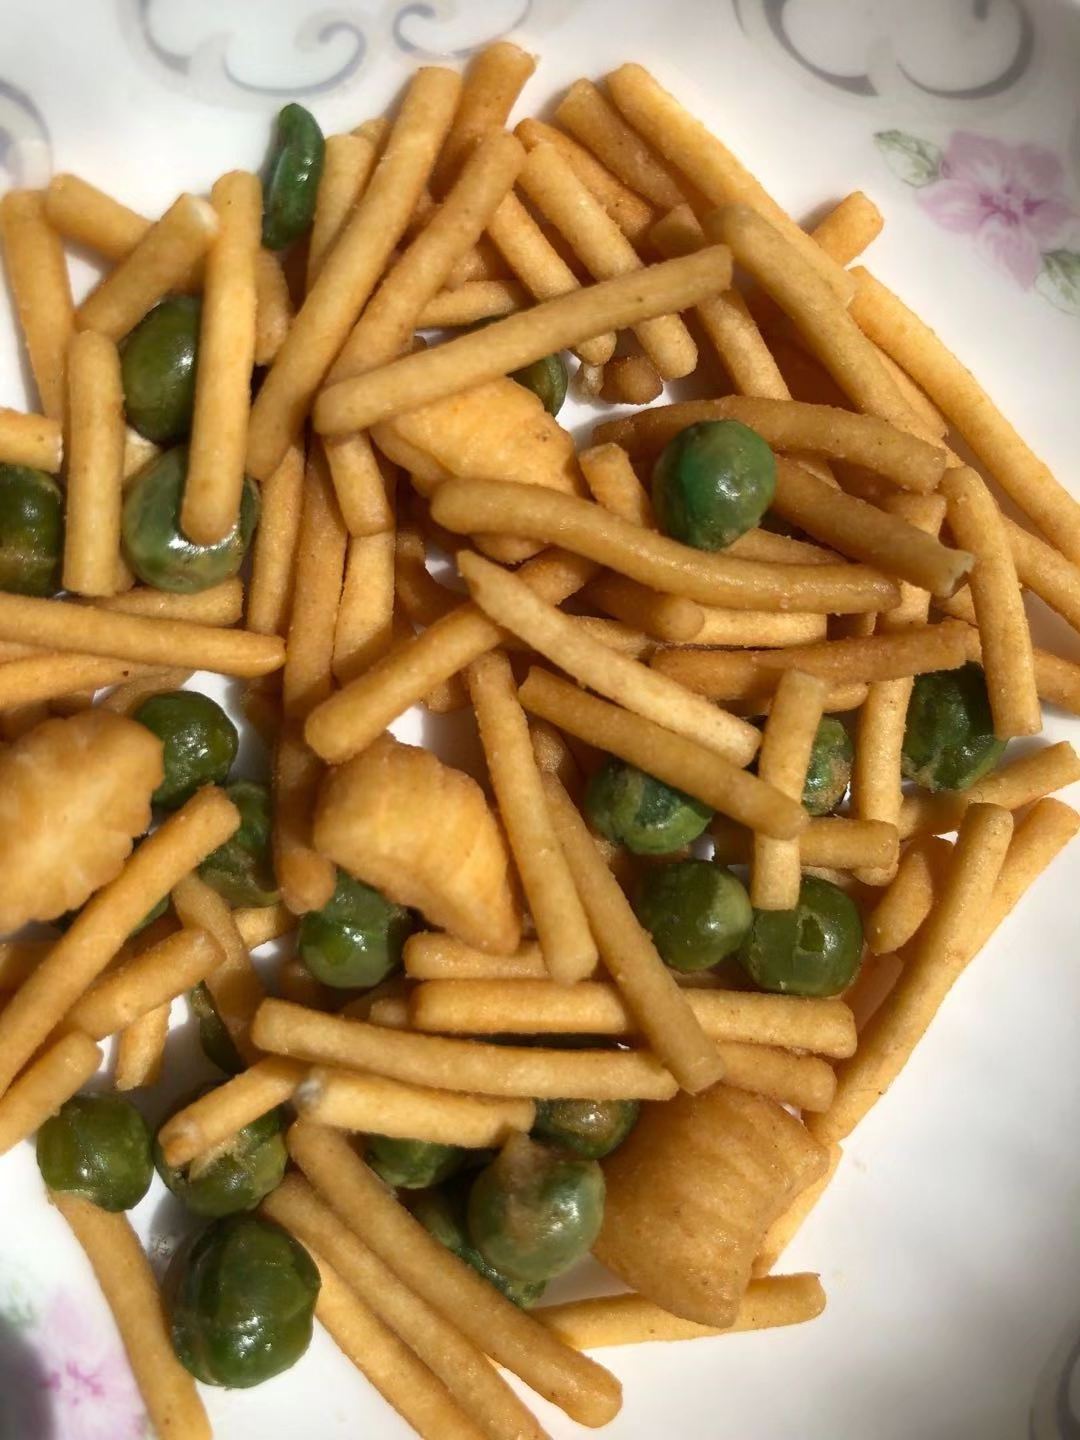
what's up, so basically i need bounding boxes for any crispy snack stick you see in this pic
[172,874,265,1064]
[752,670,828,909]
[158,1055,306,1168]
[0,1032,101,1157]
[63,330,126,596]
[295,1068,535,1147]
[0,190,75,420]
[0,406,62,471]
[65,927,223,1040]
[515,117,655,243]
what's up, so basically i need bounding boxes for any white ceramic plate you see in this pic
[3,3,1080,1437]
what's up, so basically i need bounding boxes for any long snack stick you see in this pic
[0,407,62,471]
[52,1195,211,1440]
[810,191,883,264]
[334,531,397,684]
[418,278,526,327]
[897,740,1080,839]
[865,835,952,954]
[172,874,265,1064]
[63,330,125,596]
[0,190,75,420]
[323,432,394,537]
[253,248,292,365]
[1004,515,1080,636]
[288,1121,623,1426]
[159,1056,305,1169]
[0,1032,101,1157]
[182,171,260,545]
[578,442,654,527]
[968,797,1080,952]
[114,1004,170,1091]
[234,903,295,950]
[65,928,222,1039]
[752,670,828,909]
[307,132,381,286]
[282,445,348,719]
[956,621,1080,719]
[246,442,306,636]
[0,653,163,708]
[273,723,337,916]
[432,40,536,193]
[44,173,149,261]
[314,246,734,434]
[515,117,655,242]
[556,78,686,209]
[584,573,703,642]
[404,934,551,981]
[0,787,238,1097]
[98,667,193,716]
[246,68,462,480]
[99,581,242,625]
[295,1068,535,1146]
[711,816,899,872]
[692,607,826,647]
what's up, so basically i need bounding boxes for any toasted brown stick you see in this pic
[295,1068,535,1146]
[606,63,853,300]
[1004,515,1080,636]
[101,668,195,717]
[419,279,526,327]
[809,804,1015,1145]
[542,775,725,1093]
[578,442,654,527]
[692,608,827,648]
[0,407,62,471]
[711,816,899,873]
[65,927,222,1040]
[234,903,295,950]
[314,246,733,435]
[0,1032,101,1156]
[172,875,265,1064]
[159,1057,305,1171]
[63,330,125,596]
[433,480,899,614]
[334,532,397,685]
[599,355,662,405]
[0,190,75,420]
[307,132,381,286]
[274,722,337,917]
[253,248,292,365]
[283,445,347,719]
[0,787,238,1097]
[114,1004,170,1091]
[52,1195,211,1440]
[289,1121,623,1426]
[254,999,678,1101]
[557,80,687,210]
[182,171,260,545]
[44,173,149,260]
[968,798,1080,953]
[246,442,306,636]
[99,581,242,625]
[753,1143,844,1277]
[951,619,1080,719]
[811,191,883,264]
[752,670,828,909]
[404,933,551,981]
[849,267,1080,562]
[432,41,536,192]
[941,465,1040,739]
[515,117,655,242]
[0,653,160,708]
[467,652,597,985]
[323,432,395,538]
[865,835,952,954]
[897,741,1080,839]
[76,194,218,341]
[539,1274,826,1348]
[584,573,703,642]
[304,549,596,764]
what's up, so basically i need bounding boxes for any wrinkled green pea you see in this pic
[134,691,238,808]
[510,354,568,416]
[120,296,200,444]
[467,1136,605,1285]
[409,1182,546,1307]
[299,870,414,990]
[366,1135,465,1189]
[199,781,278,907]
[262,104,325,251]
[36,1095,153,1212]
[802,717,854,816]
[739,874,862,998]
[652,420,776,551]
[584,758,712,854]
[122,445,259,594]
[155,1092,286,1217]
[0,463,63,596]
[532,1099,639,1160]
[634,859,752,972]
[169,1215,319,1388]
[902,663,1006,792]
[189,982,244,1074]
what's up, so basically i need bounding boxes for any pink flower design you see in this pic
[918,132,1077,287]
[36,1293,147,1440]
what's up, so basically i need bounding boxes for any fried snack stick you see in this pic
[0,653,162,709]
[52,1195,211,1440]
[692,608,826,647]
[515,117,654,243]
[711,816,898,874]
[0,407,62,471]
[254,248,292,365]
[173,875,265,1063]
[865,835,952,954]
[0,1032,101,1157]
[98,581,242,625]
[0,190,74,420]
[158,1056,305,1169]
[418,279,527,327]
[897,741,1080,839]
[752,670,828,909]
[62,330,125,597]
[307,131,381,286]
[247,442,305,637]
[44,174,149,261]
[811,191,883,264]
[64,928,223,1039]
[578,442,654,527]
[404,934,552,981]
[432,40,536,193]
[584,573,703,642]
[556,78,687,209]
[289,1121,623,1427]
[334,531,397,684]
[295,1068,535,1146]
[114,1004,170,1091]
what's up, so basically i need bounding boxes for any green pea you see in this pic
[634,859,752,972]
[0,463,63,596]
[120,296,200,444]
[651,420,776,551]
[366,1135,465,1189]
[467,1136,604,1285]
[122,445,259,594]
[189,982,244,1075]
[510,354,568,416]
[299,870,414,990]
[532,1099,639,1159]
[802,717,854,816]
[902,663,1006,792]
[584,758,712,855]
[169,1215,319,1388]
[199,781,279,907]
[739,874,862,998]
[155,1092,286,1217]
[409,1182,546,1307]
[134,691,238,808]
[36,1095,153,1212]
[262,104,325,251]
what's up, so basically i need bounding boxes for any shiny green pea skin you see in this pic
[0,464,63,596]
[134,691,238,809]
[584,758,712,855]
[803,717,854,816]
[651,420,776,551]
[155,1096,286,1217]
[189,982,245,1074]
[199,781,279,907]
[36,1095,153,1212]
[510,354,568,416]
[902,663,1006,793]
[366,1135,465,1190]
[634,859,752,972]
[120,296,200,444]
[262,104,325,251]
[739,875,862,998]
[169,1215,319,1388]
[467,1138,605,1285]
[532,1099,639,1160]
[299,871,414,990]
[409,1183,546,1307]
[122,445,260,594]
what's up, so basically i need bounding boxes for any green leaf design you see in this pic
[0,1267,37,1332]
[1036,250,1080,315]
[874,130,944,187]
